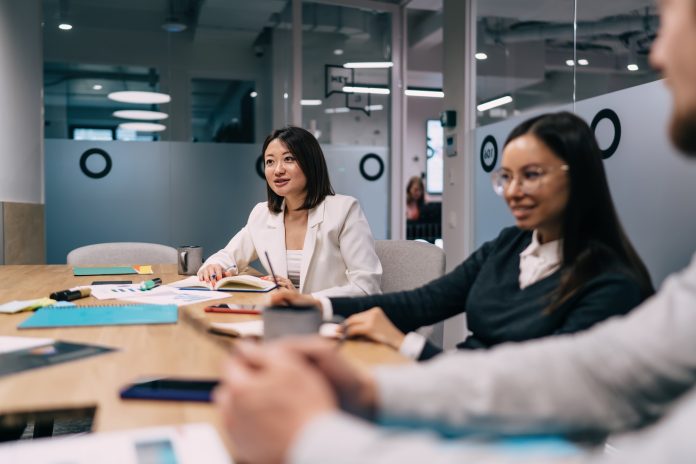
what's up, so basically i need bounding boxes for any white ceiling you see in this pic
[42,0,661,128]
[476,0,654,22]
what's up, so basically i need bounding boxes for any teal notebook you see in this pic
[18,304,178,329]
[73,266,137,276]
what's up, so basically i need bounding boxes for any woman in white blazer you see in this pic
[198,126,382,298]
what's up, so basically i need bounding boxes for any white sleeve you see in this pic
[399,331,427,360]
[317,296,334,321]
[595,386,696,463]
[289,411,596,464]
[370,252,696,437]
[289,381,696,464]
[312,199,382,298]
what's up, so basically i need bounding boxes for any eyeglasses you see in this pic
[491,164,569,196]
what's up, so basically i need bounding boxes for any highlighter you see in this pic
[140,277,163,291]
[49,288,91,302]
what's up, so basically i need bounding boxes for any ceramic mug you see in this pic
[262,305,323,341]
[177,245,203,275]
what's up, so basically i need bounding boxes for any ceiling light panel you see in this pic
[119,122,167,132]
[343,62,393,69]
[113,110,169,120]
[108,91,171,104]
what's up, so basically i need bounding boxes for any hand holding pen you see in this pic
[199,264,237,283]
[263,251,279,288]
[260,275,297,292]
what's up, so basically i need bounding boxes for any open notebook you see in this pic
[171,275,277,293]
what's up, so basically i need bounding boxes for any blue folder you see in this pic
[18,304,178,329]
[73,266,138,276]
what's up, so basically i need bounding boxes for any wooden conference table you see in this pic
[0,264,408,448]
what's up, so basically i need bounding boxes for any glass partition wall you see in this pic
[468,0,686,280]
[474,0,660,127]
[470,0,664,250]
[301,1,394,239]
[42,1,278,144]
[41,0,400,264]
[300,2,392,145]
[438,0,667,349]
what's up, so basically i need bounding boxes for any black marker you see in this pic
[49,288,91,302]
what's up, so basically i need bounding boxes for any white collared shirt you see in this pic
[518,230,563,290]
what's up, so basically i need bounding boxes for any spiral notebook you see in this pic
[18,304,178,329]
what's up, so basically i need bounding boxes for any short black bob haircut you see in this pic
[262,126,335,213]
[504,111,654,312]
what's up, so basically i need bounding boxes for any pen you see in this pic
[140,277,162,291]
[204,304,262,315]
[211,264,237,281]
[263,251,279,288]
[49,288,91,302]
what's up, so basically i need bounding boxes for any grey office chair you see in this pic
[375,240,446,293]
[66,242,178,265]
[374,239,447,345]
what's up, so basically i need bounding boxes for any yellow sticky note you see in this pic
[0,298,56,314]
[133,265,154,275]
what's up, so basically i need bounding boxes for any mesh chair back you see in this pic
[66,242,177,265]
[375,240,445,293]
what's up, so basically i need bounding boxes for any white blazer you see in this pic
[201,194,382,298]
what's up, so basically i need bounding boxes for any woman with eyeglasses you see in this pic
[271,112,654,360]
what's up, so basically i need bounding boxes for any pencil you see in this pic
[264,250,280,288]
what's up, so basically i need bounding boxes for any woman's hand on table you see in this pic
[344,307,406,350]
[261,275,297,292]
[269,289,321,308]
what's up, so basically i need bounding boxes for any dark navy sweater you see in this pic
[331,227,644,360]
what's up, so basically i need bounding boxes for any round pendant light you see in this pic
[119,122,167,132]
[108,91,171,104]
[113,110,169,120]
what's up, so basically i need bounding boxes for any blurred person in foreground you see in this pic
[215,0,696,462]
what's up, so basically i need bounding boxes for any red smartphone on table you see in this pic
[204,304,262,315]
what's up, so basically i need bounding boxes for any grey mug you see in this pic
[177,245,203,275]
[262,305,323,341]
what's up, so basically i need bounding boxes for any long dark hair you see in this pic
[406,176,425,207]
[262,126,335,213]
[504,112,654,312]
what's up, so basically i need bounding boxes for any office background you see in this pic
[2,0,694,346]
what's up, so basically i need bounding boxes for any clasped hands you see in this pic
[213,289,410,464]
[214,337,378,464]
